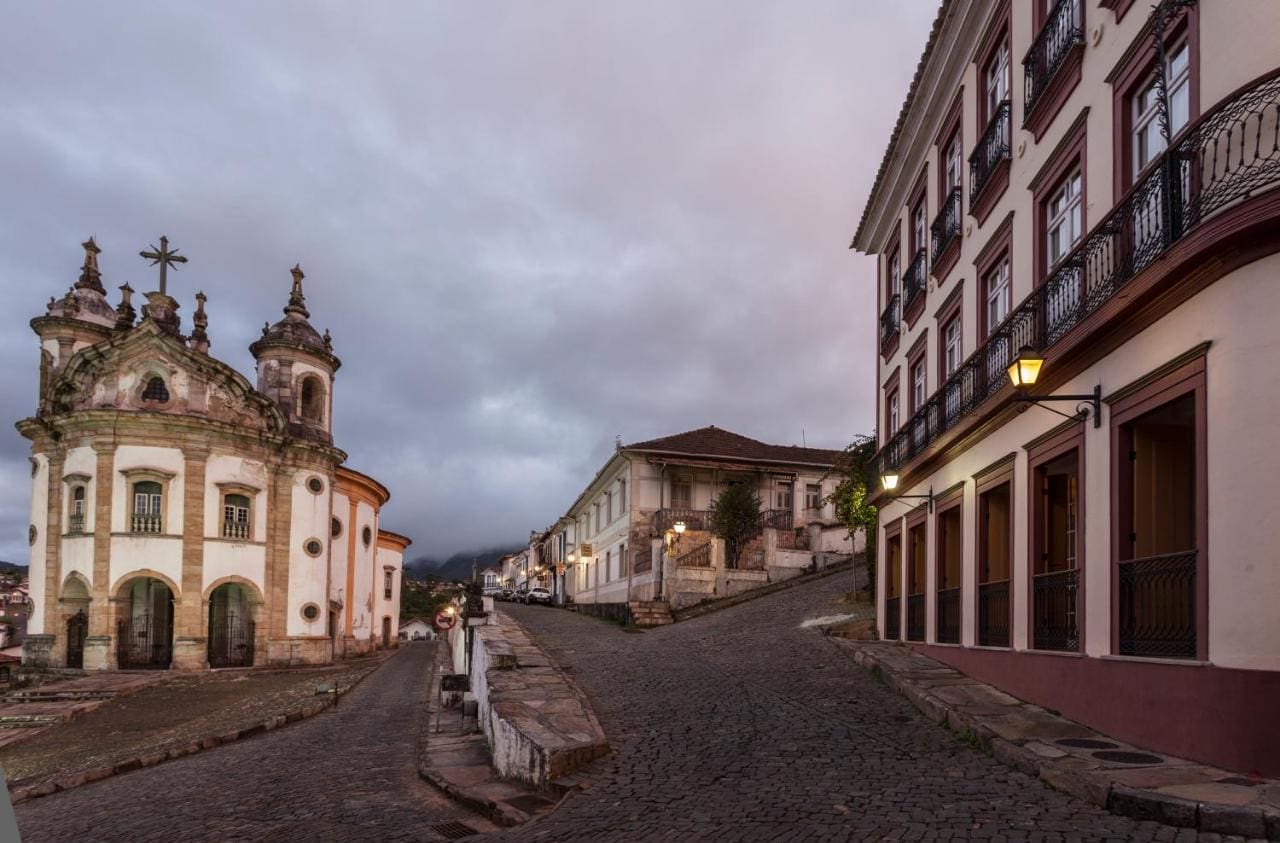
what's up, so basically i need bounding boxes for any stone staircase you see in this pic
[627,601,673,628]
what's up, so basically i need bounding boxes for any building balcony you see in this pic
[930,187,962,276]
[222,520,250,541]
[901,249,927,323]
[68,514,85,534]
[652,508,709,533]
[968,100,1011,218]
[1023,0,1083,127]
[1033,568,1079,652]
[131,515,163,534]
[873,69,1280,490]
[758,508,794,531]
[879,294,901,354]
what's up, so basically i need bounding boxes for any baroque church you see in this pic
[20,236,409,670]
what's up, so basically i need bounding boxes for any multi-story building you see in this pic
[19,237,408,670]
[852,0,1280,774]
[552,426,851,607]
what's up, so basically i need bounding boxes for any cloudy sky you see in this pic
[0,1,937,561]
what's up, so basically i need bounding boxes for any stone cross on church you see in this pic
[139,235,188,295]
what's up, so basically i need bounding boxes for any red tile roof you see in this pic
[850,0,954,251]
[624,426,841,467]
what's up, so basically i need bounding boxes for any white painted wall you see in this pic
[348,501,378,641]
[109,535,182,594]
[62,446,97,535]
[28,454,48,633]
[112,445,184,534]
[878,254,1280,670]
[377,546,404,643]
[330,490,350,607]
[203,455,269,542]
[286,469,331,637]
[201,542,266,596]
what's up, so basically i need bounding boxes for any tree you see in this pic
[825,434,879,591]
[709,483,762,570]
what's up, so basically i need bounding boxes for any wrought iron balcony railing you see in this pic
[1023,0,1082,117]
[1118,550,1197,658]
[902,249,927,313]
[131,514,163,534]
[1033,568,1079,651]
[906,593,926,641]
[885,596,901,641]
[653,508,708,533]
[879,294,901,350]
[977,579,1010,647]
[875,69,1280,481]
[758,508,794,531]
[931,188,962,263]
[936,587,961,644]
[677,541,712,568]
[969,101,1011,204]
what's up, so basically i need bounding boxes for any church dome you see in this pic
[249,265,341,370]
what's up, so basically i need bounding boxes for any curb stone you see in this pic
[7,652,395,806]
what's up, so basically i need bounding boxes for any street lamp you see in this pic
[1007,345,1102,428]
[878,473,934,512]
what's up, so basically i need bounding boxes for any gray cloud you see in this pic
[0,1,937,560]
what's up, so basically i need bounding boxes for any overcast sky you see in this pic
[0,1,937,561]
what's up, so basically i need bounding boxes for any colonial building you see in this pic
[851,0,1280,774]
[20,236,409,670]
[545,426,856,609]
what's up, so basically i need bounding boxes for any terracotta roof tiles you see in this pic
[624,425,841,467]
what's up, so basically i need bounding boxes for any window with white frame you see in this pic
[776,481,793,511]
[887,389,900,433]
[1133,40,1190,176]
[222,493,251,540]
[70,486,86,533]
[888,251,901,300]
[911,360,927,410]
[132,481,163,533]
[943,318,962,377]
[805,483,822,511]
[1046,171,1083,269]
[945,133,962,191]
[985,40,1010,119]
[670,478,692,509]
[912,202,926,255]
[985,257,1012,334]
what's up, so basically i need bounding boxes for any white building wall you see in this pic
[880,254,1280,671]
[286,470,331,637]
[111,445,184,534]
[62,446,97,534]
[203,455,270,542]
[109,536,182,594]
[377,546,404,643]
[349,501,378,641]
[59,537,94,593]
[201,543,266,597]
[28,454,48,633]
[330,490,350,606]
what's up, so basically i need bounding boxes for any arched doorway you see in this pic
[116,577,174,669]
[207,583,255,668]
[381,616,392,649]
[66,610,88,669]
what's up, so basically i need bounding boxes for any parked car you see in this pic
[525,587,553,606]
[500,588,514,602]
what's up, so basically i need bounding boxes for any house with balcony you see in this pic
[852,0,1280,776]
[549,426,857,610]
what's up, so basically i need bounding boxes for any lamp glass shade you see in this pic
[674,521,687,535]
[881,472,900,491]
[566,554,576,564]
[1008,347,1044,388]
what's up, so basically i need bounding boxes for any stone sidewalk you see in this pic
[836,640,1280,839]
[0,673,166,748]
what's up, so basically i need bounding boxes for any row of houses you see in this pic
[503,426,863,613]
[851,0,1280,776]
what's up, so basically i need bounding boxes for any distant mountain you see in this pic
[0,561,28,577]
[405,545,524,583]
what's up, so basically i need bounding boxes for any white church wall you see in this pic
[62,446,97,534]
[28,454,48,634]
[330,490,351,606]
[204,454,270,542]
[286,470,331,637]
[350,501,377,641]
[201,542,266,597]
[111,445,185,533]
[109,535,182,594]
[60,536,94,591]
[377,546,404,642]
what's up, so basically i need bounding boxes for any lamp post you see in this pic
[1007,346,1102,428]
[877,472,934,512]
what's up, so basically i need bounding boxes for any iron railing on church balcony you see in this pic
[873,68,1280,483]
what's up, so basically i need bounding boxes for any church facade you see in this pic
[20,236,408,671]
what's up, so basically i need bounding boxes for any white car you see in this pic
[524,587,553,605]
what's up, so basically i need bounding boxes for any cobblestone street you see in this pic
[497,572,1209,842]
[13,643,495,842]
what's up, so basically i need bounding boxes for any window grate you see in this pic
[141,377,169,403]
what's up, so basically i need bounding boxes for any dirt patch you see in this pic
[0,660,380,787]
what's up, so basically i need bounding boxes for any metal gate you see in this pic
[66,609,88,669]
[209,617,255,668]
[116,582,174,669]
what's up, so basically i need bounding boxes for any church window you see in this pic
[331,517,343,538]
[301,603,320,622]
[131,481,163,533]
[70,486,87,533]
[307,476,325,495]
[362,526,373,548]
[384,571,393,600]
[222,494,251,540]
[300,376,325,425]
[304,538,324,557]
[141,376,170,403]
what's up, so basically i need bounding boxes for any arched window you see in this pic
[70,486,86,533]
[300,376,325,424]
[223,494,251,540]
[142,377,170,403]
[132,481,163,533]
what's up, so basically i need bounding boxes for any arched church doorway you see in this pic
[66,609,88,669]
[382,616,392,649]
[116,577,174,669]
[208,583,255,668]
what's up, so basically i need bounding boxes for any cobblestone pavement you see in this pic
[497,574,1220,842]
[13,643,496,842]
